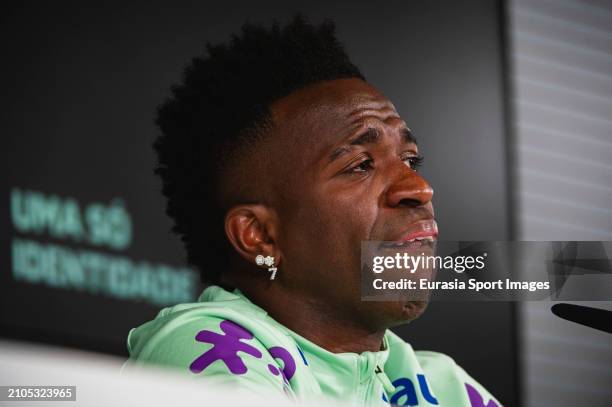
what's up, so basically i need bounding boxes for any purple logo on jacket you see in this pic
[190,319,297,382]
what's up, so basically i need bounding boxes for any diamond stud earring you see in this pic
[255,255,278,280]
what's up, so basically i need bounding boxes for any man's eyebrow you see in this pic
[329,127,417,162]
[329,128,380,161]
[401,127,418,145]
[350,127,380,146]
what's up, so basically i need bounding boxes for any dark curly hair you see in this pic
[154,15,365,285]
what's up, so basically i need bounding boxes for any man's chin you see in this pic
[361,299,429,330]
[384,299,429,327]
[399,300,429,322]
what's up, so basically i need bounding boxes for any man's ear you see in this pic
[224,204,281,265]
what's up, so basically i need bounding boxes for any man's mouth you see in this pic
[380,219,438,249]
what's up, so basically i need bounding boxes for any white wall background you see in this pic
[507,0,612,405]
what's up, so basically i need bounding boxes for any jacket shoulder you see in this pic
[125,305,298,396]
[385,330,502,406]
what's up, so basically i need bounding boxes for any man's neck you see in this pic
[237,282,386,354]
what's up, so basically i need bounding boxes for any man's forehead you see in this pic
[272,78,395,120]
[270,78,402,157]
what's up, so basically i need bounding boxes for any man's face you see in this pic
[267,78,435,330]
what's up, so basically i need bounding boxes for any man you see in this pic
[125,15,501,407]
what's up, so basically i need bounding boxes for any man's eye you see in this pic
[350,158,374,173]
[403,155,424,170]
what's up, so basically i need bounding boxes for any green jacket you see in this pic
[124,285,501,406]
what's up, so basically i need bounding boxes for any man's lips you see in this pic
[378,219,438,248]
[397,219,438,243]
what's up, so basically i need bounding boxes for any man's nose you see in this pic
[385,166,434,208]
